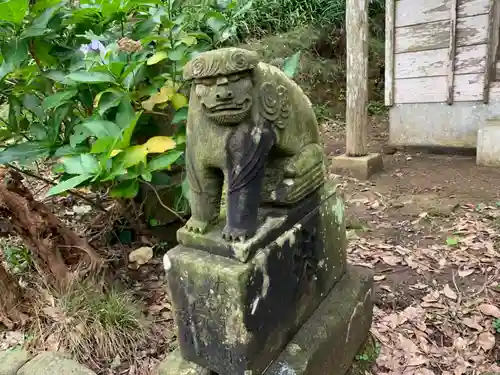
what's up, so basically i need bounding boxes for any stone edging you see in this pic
[0,350,96,375]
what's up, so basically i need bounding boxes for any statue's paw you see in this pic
[184,218,210,234]
[222,226,250,243]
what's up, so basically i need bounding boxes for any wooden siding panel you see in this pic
[394,73,484,103]
[395,45,487,78]
[395,14,488,53]
[396,0,490,27]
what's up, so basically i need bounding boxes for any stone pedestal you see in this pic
[159,181,374,375]
[159,266,373,375]
[331,153,383,180]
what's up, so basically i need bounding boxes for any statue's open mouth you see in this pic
[205,99,251,117]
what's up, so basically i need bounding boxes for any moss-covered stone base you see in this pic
[165,181,347,375]
[159,266,373,375]
[265,266,373,375]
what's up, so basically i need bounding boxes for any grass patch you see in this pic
[29,277,149,370]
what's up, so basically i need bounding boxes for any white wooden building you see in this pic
[385,0,500,148]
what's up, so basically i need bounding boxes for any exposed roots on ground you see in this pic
[0,169,103,288]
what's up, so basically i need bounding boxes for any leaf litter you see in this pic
[344,181,500,375]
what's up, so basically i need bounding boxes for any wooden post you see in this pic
[346,0,368,157]
[484,0,500,104]
[446,0,457,105]
[384,0,395,107]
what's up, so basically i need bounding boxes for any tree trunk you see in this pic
[0,263,26,328]
[0,169,103,289]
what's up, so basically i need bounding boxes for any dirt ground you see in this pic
[323,117,500,374]
[1,116,500,375]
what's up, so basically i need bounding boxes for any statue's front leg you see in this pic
[184,148,223,234]
[223,123,275,242]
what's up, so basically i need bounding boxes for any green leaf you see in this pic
[82,120,122,138]
[168,45,187,61]
[21,3,63,38]
[172,107,188,124]
[45,70,68,83]
[115,99,135,129]
[67,71,116,84]
[90,136,115,154]
[2,38,28,67]
[206,12,226,32]
[42,90,78,111]
[141,170,152,182]
[148,150,183,172]
[95,90,123,116]
[117,111,142,149]
[0,62,13,82]
[0,0,29,25]
[283,52,301,78]
[62,154,100,175]
[446,236,459,246]
[234,0,253,17]
[147,51,168,65]
[31,0,60,14]
[0,142,51,164]
[70,124,93,147]
[121,145,147,168]
[110,179,139,198]
[46,174,93,197]
[32,39,57,66]
[54,145,89,157]
[22,94,44,120]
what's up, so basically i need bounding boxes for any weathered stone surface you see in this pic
[17,352,96,375]
[177,183,327,262]
[0,349,31,375]
[265,266,374,375]
[181,47,325,241]
[331,153,383,180]
[154,348,211,375]
[477,125,500,166]
[165,181,346,375]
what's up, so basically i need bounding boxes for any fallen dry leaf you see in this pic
[478,331,495,351]
[478,303,500,318]
[461,317,483,331]
[458,269,474,277]
[129,246,154,265]
[443,284,458,300]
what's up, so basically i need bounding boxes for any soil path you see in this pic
[323,118,500,374]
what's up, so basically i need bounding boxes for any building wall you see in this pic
[393,0,490,104]
[388,0,500,148]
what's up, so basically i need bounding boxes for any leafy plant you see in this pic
[1,239,33,273]
[493,318,500,333]
[0,0,252,201]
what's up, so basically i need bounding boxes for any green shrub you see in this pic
[236,0,386,40]
[0,0,252,200]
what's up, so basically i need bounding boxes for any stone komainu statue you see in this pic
[183,47,325,241]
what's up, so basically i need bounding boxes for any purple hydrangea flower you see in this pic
[79,40,106,55]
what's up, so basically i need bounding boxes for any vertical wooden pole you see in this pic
[484,0,500,104]
[446,0,458,105]
[346,0,369,157]
[384,0,395,107]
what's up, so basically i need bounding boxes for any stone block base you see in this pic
[331,153,383,180]
[477,126,500,166]
[157,266,374,375]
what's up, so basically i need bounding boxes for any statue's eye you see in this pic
[228,74,241,82]
[195,78,215,86]
[202,78,216,85]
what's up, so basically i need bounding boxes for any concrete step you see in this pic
[477,124,500,166]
